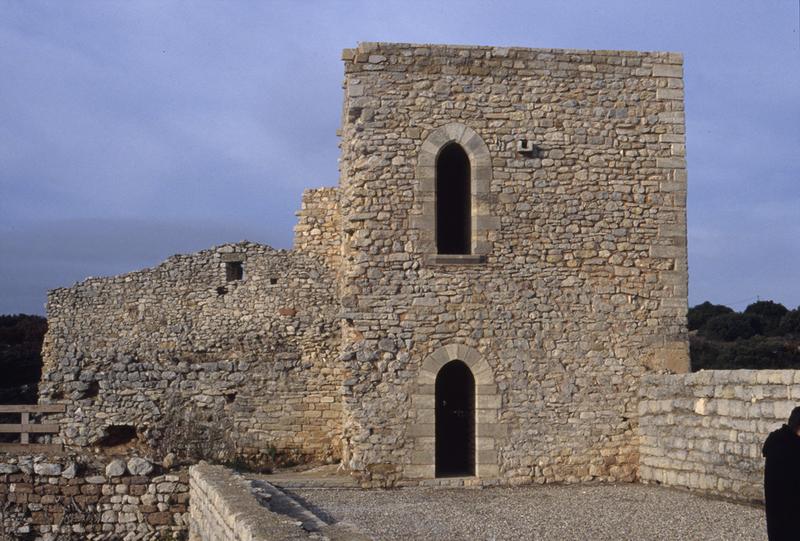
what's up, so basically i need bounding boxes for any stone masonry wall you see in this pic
[294,187,341,272]
[188,463,307,541]
[639,370,800,502]
[0,454,188,539]
[337,42,688,485]
[40,242,342,464]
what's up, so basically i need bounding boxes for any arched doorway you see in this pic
[435,360,475,477]
[436,143,471,255]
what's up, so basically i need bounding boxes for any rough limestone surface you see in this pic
[127,457,154,476]
[0,454,189,539]
[295,187,342,272]
[337,42,688,485]
[33,462,62,476]
[38,42,689,488]
[105,458,126,477]
[188,463,308,541]
[639,369,798,502]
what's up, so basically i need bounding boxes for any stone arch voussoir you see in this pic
[406,344,501,480]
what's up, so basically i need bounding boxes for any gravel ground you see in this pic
[286,483,766,541]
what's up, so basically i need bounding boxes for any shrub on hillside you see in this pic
[687,301,734,331]
[744,300,789,335]
[0,314,46,403]
[700,312,763,341]
[779,308,800,336]
[691,335,800,370]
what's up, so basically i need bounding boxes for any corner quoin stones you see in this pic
[40,42,689,487]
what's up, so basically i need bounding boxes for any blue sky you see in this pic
[1,1,798,315]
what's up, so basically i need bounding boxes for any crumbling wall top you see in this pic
[294,187,340,270]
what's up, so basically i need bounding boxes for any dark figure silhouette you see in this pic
[763,406,800,541]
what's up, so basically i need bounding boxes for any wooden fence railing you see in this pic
[0,404,65,453]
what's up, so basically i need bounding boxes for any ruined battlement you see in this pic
[294,187,340,270]
[41,242,342,463]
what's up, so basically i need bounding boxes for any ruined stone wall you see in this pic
[337,42,688,485]
[0,454,188,539]
[639,370,798,502]
[294,187,341,271]
[40,242,342,464]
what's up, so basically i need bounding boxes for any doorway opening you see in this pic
[435,359,475,477]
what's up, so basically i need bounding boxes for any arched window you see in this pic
[436,143,471,255]
[415,123,495,263]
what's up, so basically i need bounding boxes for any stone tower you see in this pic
[336,42,688,485]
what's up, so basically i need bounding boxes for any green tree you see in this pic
[0,314,47,403]
[744,300,788,335]
[779,308,800,336]
[701,312,762,341]
[687,301,734,331]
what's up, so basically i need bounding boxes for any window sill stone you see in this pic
[426,254,487,265]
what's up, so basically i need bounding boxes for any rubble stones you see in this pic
[127,457,153,476]
[294,187,340,271]
[18,458,33,475]
[0,455,189,538]
[40,241,342,465]
[33,463,62,476]
[106,459,127,477]
[62,462,77,479]
[162,453,176,470]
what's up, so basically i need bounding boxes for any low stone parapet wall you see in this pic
[0,454,188,539]
[189,463,309,541]
[638,370,800,501]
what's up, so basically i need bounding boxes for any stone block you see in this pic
[476,436,495,450]
[650,244,684,259]
[106,460,126,478]
[476,395,501,409]
[415,408,435,424]
[652,64,683,78]
[476,408,498,423]
[656,157,686,169]
[403,465,434,478]
[477,449,497,464]
[33,463,62,476]
[0,463,19,474]
[476,464,500,477]
[407,423,434,437]
[127,457,154,477]
[146,511,172,526]
[410,450,433,465]
[656,88,683,100]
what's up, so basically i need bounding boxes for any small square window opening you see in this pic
[226,261,244,282]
